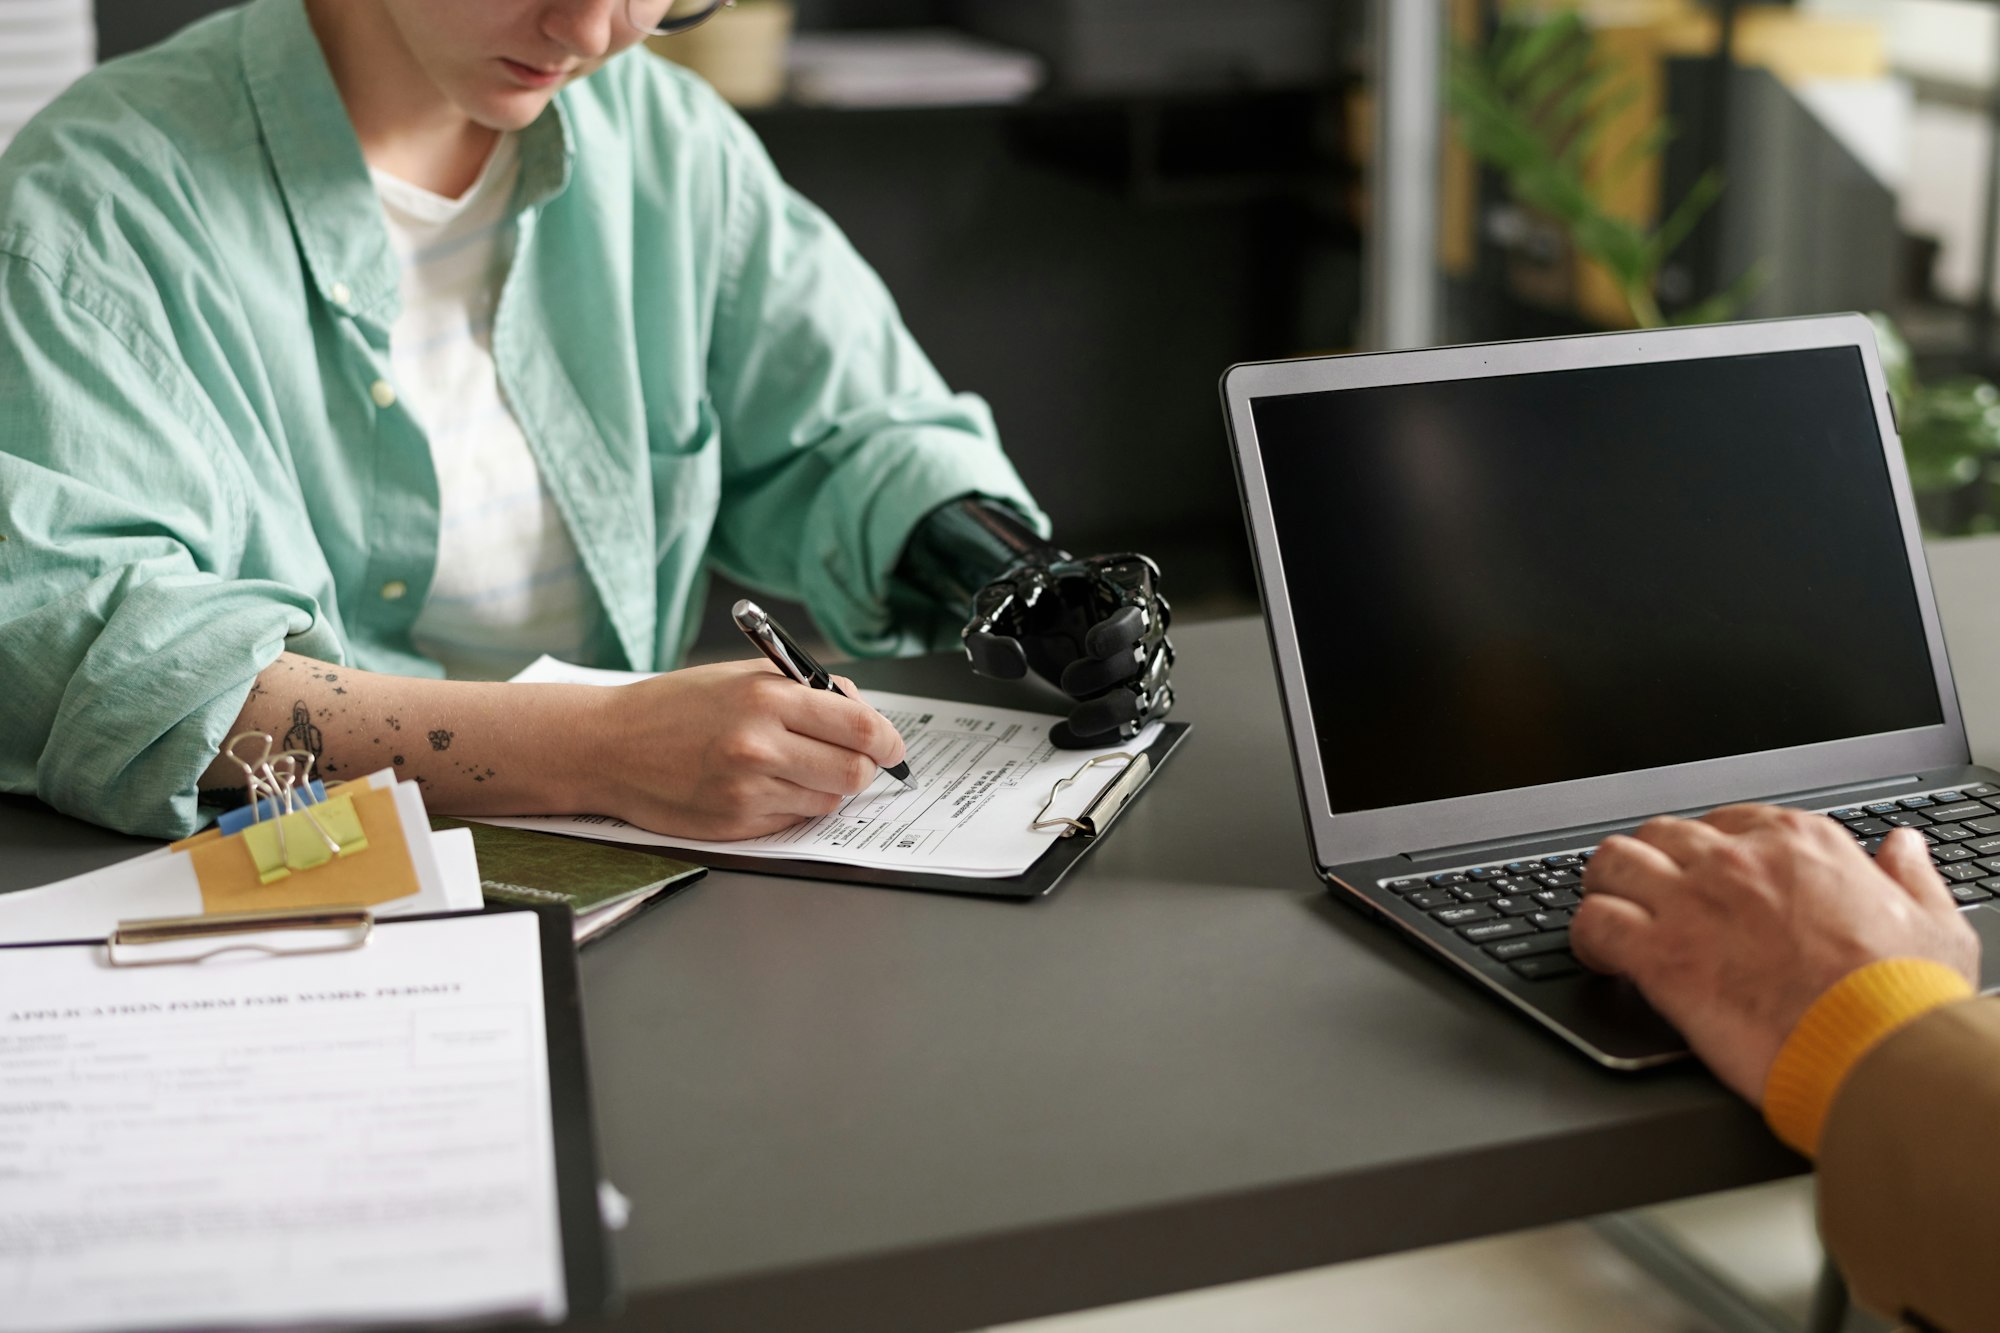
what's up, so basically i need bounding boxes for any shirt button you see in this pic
[329,281,352,308]
[379,580,408,601]
[370,379,397,409]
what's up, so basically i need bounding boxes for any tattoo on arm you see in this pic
[282,701,324,762]
[428,729,453,751]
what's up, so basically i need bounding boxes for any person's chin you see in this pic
[466,85,558,131]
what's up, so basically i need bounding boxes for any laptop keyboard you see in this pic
[1378,782,2000,985]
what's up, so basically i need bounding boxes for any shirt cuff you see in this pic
[1762,958,1975,1157]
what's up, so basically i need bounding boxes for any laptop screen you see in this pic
[1249,345,1944,816]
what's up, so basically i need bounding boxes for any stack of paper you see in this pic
[0,769,482,945]
[787,30,1045,107]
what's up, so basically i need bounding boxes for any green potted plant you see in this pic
[1447,8,1760,329]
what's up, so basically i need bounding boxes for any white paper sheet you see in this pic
[0,773,482,946]
[0,912,566,1332]
[487,657,1162,877]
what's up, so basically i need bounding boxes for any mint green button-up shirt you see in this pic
[0,0,1040,838]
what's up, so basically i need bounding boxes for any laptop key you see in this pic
[1541,854,1583,868]
[1898,797,1937,809]
[1882,812,1932,828]
[1950,883,1995,904]
[1486,929,1571,960]
[1461,919,1536,943]
[1433,905,1497,925]
[1942,863,1986,883]
[1932,845,1976,864]
[1510,954,1583,981]
[1962,820,2000,838]
[1978,858,2000,875]
[1533,870,1582,888]
[1529,910,1572,931]
[1468,867,1507,881]
[1963,784,1998,799]
[1386,878,1426,894]
[1864,802,1902,816]
[1406,889,1457,910]
[1828,807,1865,821]
[1491,896,1540,916]
[1453,883,1500,902]
[1533,889,1582,908]
[1503,861,1540,875]
[1925,802,1991,822]
[1428,872,1468,886]
[1844,818,1891,836]
[1934,790,1966,802]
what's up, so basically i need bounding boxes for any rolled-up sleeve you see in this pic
[0,246,336,837]
[697,93,1045,658]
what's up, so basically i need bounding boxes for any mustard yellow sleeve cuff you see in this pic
[1762,958,1975,1157]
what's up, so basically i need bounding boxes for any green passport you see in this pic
[431,818,706,944]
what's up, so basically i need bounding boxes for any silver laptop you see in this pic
[1221,314,2000,1069]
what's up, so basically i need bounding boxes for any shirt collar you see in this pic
[239,0,574,322]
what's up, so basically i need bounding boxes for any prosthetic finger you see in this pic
[1055,688,1141,749]
[1083,605,1145,663]
[1060,648,1139,699]
[965,629,1028,679]
[961,574,1037,680]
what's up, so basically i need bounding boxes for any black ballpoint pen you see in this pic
[732,599,917,790]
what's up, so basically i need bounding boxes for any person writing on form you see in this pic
[0,0,1173,840]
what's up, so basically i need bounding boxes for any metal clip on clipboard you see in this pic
[1029,752,1153,839]
[107,906,374,967]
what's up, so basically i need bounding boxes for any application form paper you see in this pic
[0,913,566,1332]
[489,656,1164,877]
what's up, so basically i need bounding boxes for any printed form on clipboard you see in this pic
[485,657,1173,878]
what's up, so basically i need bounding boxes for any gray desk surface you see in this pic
[6,536,1998,1333]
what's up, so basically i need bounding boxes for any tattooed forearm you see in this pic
[198,651,577,820]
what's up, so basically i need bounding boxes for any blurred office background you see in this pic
[15,1,2000,623]
[31,0,2000,619]
[5,3,1996,1324]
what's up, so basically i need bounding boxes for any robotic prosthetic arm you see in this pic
[898,497,1175,748]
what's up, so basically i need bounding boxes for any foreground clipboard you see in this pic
[621,720,1190,900]
[0,904,614,1331]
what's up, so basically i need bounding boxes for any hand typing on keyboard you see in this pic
[1572,805,1978,1103]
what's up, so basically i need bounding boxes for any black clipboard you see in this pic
[615,720,1190,900]
[0,903,615,1326]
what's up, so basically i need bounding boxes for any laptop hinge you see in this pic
[1402,774,1926,865]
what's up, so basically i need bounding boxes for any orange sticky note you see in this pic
[189,784,421,914]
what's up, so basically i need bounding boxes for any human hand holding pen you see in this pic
[593,657,909,841]
[732,600,916,789]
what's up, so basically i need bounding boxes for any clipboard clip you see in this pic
[107,906,374,968]
[1030,752,1151,839]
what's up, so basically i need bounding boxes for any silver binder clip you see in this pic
[1030,752,1151,838]
[223,731,344,859]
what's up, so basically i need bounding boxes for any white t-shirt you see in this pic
[372,135,594,680]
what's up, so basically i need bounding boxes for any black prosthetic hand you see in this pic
[898,497,1174,748]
